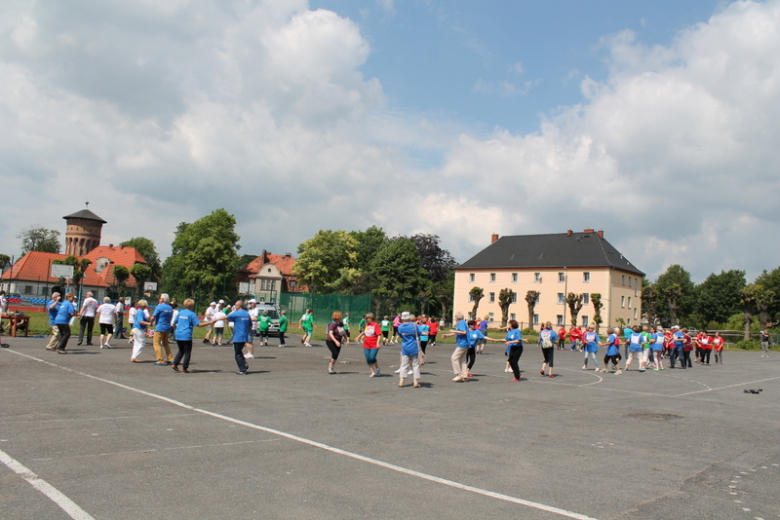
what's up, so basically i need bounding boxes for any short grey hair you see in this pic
[160,293,170,303]
[103,297,111,303]
[454,312,464,320]
[51,292,61,298]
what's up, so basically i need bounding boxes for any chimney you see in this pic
[120,244,124,249]
[566,230,573,236]
[285,252,292,258]
[109,244,113,249]
[583,228,595,234]
[597,230,604,239]
[491,234,499,244]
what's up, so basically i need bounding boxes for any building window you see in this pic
[511,293,517,304]
[489,292,495,303]
[558,272,565,282]
[634,309,638,319]
[629,277,633,288]
[468,293,474,302]
[488,313,494,322]
[556,315,564,326]
[581,315,589,327]
[583,293,590,305]
[627,296,632,308]
[490,273,496,282]
[24,285,33,294]
[469,273,475,282]
[535,294,540,304]
[468,312,475,320]
[533,314,539,325]
[534,272,542,283]
[583,272,590,283]
[558,293,565,304]
[290,281,296,289]
[512,273,518,283]
[621,295,625,308]
[510,313,516,321]
[622,275,626,286]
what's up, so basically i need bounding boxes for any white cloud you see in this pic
[1,0,780,286]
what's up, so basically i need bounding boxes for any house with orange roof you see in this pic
[0,208,149,302]
[236,250,305,302]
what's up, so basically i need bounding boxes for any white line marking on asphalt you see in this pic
[5,348,600,520]
[673,376,780,397]
[0,448,96,520]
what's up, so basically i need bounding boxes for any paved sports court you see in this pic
[1,336,778,520]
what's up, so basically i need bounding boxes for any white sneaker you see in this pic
[615,369,623,375]
[504,367,512,372]
[394,368,401,373]
[369,371,376,377]
[244,353,254,359]
[594,367,600,372]
[582,365,587,370]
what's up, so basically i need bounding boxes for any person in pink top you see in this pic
[391,313,401,344]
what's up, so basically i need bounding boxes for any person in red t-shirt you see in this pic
[355,313,383,377]
[712,332,725,364]
[557,327,567,350]
[428,318,439,346]
[696,330,713,365]
[682,328,693,368]
[569,327,583,351]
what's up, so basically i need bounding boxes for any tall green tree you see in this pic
[120,237,162,278]
[131,264,152,295]
[566,293,584,329]
[112,265,130,297]
[694,270,746,325]
[470,287,485,321]
[739,285,760,341]
[0,254,10,273]
[653,265,695,325]
[370,238,429,309]
[293,230,360,294]
[349,226,388,273]
[591,293,604,333]
[755,267,780,323]
[409,233,457,284]
[641,286,657,324]
[18,226,61,255]
[160,209,242,299]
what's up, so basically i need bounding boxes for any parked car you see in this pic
[255,304,281,336]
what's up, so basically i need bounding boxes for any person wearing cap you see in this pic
[211,302,228,346]
[396,311,422,388]
[203,302,217,344]
[669,326,685,369]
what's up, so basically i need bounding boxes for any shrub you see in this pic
[733,340,761,350]
[522,328,536,335]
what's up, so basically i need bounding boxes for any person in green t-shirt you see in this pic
[358,315,366,336]
[258,310,271,346]
[640,325,653,369]
[299,309,314,347]
[343,313,351,345]
[380,316,390,346]
[278,310,288,348]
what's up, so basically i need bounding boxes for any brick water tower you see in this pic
[63,208,107,257]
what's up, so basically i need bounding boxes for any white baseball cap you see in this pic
[209,302,216,306]
[218,299,225,304]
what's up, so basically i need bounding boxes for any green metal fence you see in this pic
[278,293,372,326]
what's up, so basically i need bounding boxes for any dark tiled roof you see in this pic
[62,209,107,223]
[456,233,644,276]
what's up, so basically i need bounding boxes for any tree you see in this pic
[53,256,92,300]
[113,265,130,297]
[120,237,162,278]
[470,287,485,321]
[498,288,514,327]
[18,226,61,255]
[695,270,746,325]
[409,234,457,284]
[526,290,540,330]
[566,293,584,329]
[160,209,242,299]
[591,293,603,334]
[0,254,10,273]
[740,285,760,341]
[293,230,359,294]
[371,238,429,310]
[755,267,780,324]
[641,286,657,324]
[349,226,388,273]
[434,271,455,325]
[653,265,695,325]
[131,264,152,295]
[754,286,776,331]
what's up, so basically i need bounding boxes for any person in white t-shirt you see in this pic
[127,302,137,344]
[203,302,217,344]
[114,300,125,339]
[96,297,117,349]
[78,292,99,346]
[245,299,259,359]
[211,302,228,346]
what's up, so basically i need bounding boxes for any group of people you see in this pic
[46,291,126,354]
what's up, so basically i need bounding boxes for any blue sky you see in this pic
[1,0,779,283]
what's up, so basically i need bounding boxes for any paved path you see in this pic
[1,337,778,520]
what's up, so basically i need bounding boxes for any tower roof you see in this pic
[62,209,107,223]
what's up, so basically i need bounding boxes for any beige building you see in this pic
[454,230,644,331]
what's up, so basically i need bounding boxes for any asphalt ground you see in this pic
[1,335,778,520]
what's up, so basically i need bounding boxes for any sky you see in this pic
[2,0,779,283]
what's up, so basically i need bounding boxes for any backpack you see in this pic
[541,331,553,348]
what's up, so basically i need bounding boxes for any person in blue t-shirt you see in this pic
[172,298,200,373]
[52,293,76,353]
[397,311,423,388]
[504,320,524,381]
[669,326,685,369]
[466,320,503,377]
[623,326,634,359]
[45,292,62,351]
[151,294,174,366]
[202,300,252,375]
[651,326,665,371]
[443,312,470,382]
[600,328,623,374]
[539,322,559,377]
[582,326,601,371]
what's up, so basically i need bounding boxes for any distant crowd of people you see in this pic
[39,292,769,383]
